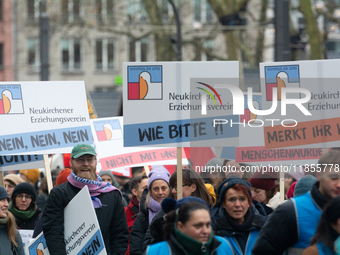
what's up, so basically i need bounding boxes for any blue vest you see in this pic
[146,236,234,255]
[317,242,336,255]
[285,192,322,255]
[292,192,322,249]
[223,230,259,255]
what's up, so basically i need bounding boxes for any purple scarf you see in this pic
[148,197,161,224]
[68,171,121,208]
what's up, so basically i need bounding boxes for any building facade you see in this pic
[0,0,14,81]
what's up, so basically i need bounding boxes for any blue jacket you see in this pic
[210,204,265,255]
[317,242,336,255]
[145,234,234,255]
[289,192,322,251]
[252,182,328,255]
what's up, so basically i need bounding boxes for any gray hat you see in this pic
[0,186,9,201]
[99,170,119,188]
[294,175,317,197]
[205,158,223,169]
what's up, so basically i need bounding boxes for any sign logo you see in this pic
[128,65,163,100]
[196,82,222,106]
[94,119,123,141]
[0,85,24,114]
[241,95,262,123]
[265,65,300,101]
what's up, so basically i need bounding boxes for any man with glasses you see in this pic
[42,143,129,255]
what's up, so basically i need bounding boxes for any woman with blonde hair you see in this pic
[0,186,24,254]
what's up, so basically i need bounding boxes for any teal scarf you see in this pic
[0,217,8,224]
[174,223,213,255]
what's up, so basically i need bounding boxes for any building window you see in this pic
[127,0,148,22]
[0,43,3,69]
[27,38,40,71]
[193,0,213,24]
[95,0,115,25]
[129,38,148,62]
[61,0,81,24]
[27,0,40,23]
[61,38,82,71]
[96,38,116,71]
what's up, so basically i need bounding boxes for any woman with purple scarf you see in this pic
[130,166,171,255]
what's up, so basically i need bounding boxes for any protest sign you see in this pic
[220,93,321,165]
[20,229,33,251]
[0,154,43,171]
[26,232,49,255]
[0,154,44,171]
[91,117,188,176]
[64,186,106,255]
[27,186,106,255]
[123,62,239,147]
[260,60,340,149]
[0,81,92,155]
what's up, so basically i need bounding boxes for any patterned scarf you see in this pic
[67,171,121,208]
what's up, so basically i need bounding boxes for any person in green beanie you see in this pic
[145,201,233,255]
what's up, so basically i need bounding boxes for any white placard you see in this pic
[260,60,340,149]
[0,155,44,171]
[123,61,239,147]
[64,186,106,255]
[27,186,107,255]
[0,81,93,155]
[220,93,321,166]
[19,229,33,251]
[91,117,188,176]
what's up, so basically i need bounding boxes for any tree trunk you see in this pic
[254,0,268,65]
[142,0,174,61]
[299,0,324,59]
[207,0,248,60]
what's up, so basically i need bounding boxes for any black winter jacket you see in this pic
[252,181,328,255]
[130,208,149,255]
[42,182,128,255]
[211,203,265,254]
[11,207,41,230]
[142,209,165,251]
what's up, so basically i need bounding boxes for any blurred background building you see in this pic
[0,0,339,117]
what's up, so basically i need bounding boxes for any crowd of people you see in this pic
[0,143,340,255]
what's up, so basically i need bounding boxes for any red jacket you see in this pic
[124,200,139,255]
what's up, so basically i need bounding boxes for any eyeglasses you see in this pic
[170,185,188,191]
[16,194,32,201]
[74,157,96,164]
